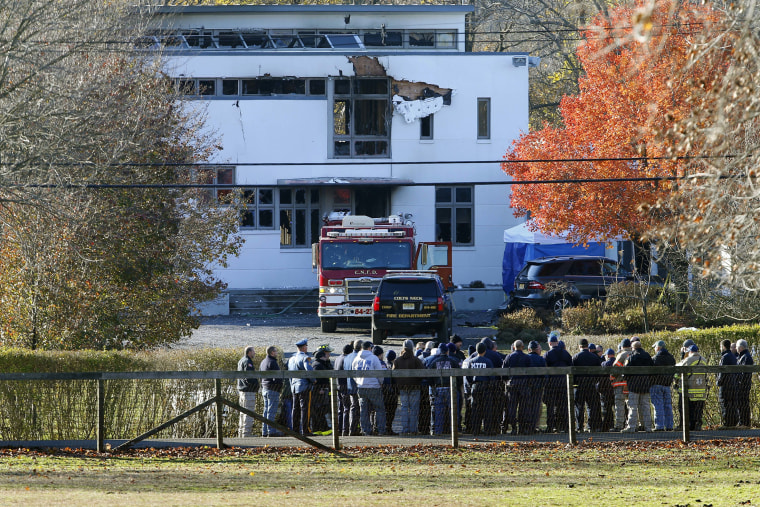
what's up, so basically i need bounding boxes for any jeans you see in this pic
[238,391,257,437]
[649,385,673,430]
[626,391,652,431]
[358,387,386,435]
[429,386,450,435]
[261,389,281,436]
[397,388,421,434]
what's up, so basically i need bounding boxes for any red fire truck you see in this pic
[312,212,452,333]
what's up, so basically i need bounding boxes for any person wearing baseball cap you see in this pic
[544,332,572,433]
[288,338,314,436]
[598,345,617,431]
[651,340,676,431]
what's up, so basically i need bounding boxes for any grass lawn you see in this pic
[1,439,759,506]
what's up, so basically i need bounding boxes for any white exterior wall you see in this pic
[157,7,529,290]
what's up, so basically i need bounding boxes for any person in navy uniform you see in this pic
[598,348,617,432]
[237,345,259,438]
[503,340,532,435]
[717,338,739,428]
[526,341,546,434]
[288,338,315,435]
[572,338,602,432]
[736,339,754,428]
[544,331,572,433]
[426,343,460,435]
[468,342,494,436]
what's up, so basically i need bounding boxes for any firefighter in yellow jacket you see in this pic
[610,338,633,431]
[676,344,707,431]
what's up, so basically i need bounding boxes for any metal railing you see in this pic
[0,365,757,454]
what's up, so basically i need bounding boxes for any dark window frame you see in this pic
[435,185,474,246]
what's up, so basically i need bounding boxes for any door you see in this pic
[415,242,453,289]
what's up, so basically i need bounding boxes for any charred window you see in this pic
[280,187,320,248]
[240,187,275,230]
[332,77,390,158]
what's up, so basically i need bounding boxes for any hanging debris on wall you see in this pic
[347,55,453,123]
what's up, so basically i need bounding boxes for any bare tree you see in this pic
[0,0,243,349]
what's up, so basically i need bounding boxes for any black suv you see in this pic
[512,255,633,315]
[371,271,453,344]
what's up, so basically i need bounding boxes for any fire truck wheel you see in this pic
[320,318,338,333]
[371,324,386,345]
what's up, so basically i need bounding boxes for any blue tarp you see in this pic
[502,223,606,295]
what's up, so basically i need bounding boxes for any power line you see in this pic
[37,153,723,167]
[2,173,731,190]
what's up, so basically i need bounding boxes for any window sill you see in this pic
[419,140,435,144]
[476,139,491,144]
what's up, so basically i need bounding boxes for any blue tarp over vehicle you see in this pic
[502,223,607,295]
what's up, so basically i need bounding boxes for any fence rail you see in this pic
[0,366,758,453]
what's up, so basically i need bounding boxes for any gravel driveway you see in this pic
[176,310,499,353]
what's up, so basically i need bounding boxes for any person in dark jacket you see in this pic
[237,345,260,438]
[503,340,532,435]
[468,342,495,436]
[736,339,753,427]
[393,339,425,435]
[544,332,572,432]
[260,346,283,437]
[598,348,616,432]
[333,343,354,437]
[650,340,676,431]
[572,339,603,432]
[526,341,546,434]
[718,339,739,428]
[622,340,654,432]
[381,349,399,435]
[311,348,333,433]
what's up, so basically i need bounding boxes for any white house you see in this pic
[147,5,535,301]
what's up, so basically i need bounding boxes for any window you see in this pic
[196,166,234,204]
[420,114,434,140]
[436,31,457,48]
[240,187,275,229]
[332,77,390,158]
[477,98,491,139]
[435,186,473,246]
[280,187,321,248]
[409,31,435,47]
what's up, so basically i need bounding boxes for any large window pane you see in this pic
[354,100,387,135]
[456,207,472,244]
[436,207,452,242]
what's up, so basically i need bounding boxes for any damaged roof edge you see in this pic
[152,5,474,15]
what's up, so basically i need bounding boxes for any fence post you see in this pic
[567,373,576,445]
[330,377,340,450]
[450,375,458,448]
[96,379,105,453]
[215,378,225,449]
[681,374,690,443]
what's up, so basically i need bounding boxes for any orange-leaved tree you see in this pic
[503,0,725,245]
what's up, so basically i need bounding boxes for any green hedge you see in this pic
[0,347,278,441]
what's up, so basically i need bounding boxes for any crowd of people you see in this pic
[234,334,755,438]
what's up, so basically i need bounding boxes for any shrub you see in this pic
[0,347,279,441]
[562,300,605,334]
[469,280,485,288]
[496,308,545,343]
[604,281,664,313]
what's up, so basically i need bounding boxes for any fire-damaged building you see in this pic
[145,4,537,312]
